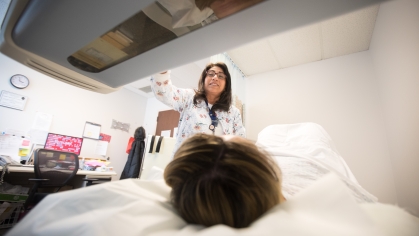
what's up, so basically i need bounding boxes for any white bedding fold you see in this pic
[256,122,378,203]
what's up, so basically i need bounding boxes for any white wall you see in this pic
[245,51,397,204]
[369,0,419,216]
[0,53,148,180]
[143,96,171,136]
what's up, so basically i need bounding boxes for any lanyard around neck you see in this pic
[205,100,218,133]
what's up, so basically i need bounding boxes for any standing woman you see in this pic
[151,62,245,154]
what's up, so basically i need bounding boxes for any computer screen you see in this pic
[44,133,83,155]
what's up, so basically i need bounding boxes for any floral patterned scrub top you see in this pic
[151,71,246,154]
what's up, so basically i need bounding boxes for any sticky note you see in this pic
[59,154,66,160]
[22,140,30,146]
[19,148,29,156]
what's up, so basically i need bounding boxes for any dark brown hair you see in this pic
[193,62,232,112]
[164,134,282,228]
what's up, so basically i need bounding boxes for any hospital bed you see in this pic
[7,123,419,236]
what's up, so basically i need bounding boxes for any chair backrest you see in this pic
[34,149,79,188]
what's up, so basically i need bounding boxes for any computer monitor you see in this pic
[44,133,84,156]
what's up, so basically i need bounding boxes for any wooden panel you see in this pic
[155,110,180,137]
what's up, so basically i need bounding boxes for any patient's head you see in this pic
[164,134,283,228]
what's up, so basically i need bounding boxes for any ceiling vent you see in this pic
[138,85,152,93]
[27,60,98,91]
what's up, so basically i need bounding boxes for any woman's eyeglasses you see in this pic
[206,70,226,80]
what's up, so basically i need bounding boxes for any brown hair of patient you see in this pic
[164,134,283,228]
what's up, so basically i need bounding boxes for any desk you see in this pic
[1,166,117,189]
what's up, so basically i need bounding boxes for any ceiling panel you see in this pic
[321,4,379,59]
[227,39,279,76]
[170,63,203,90]
[269,24,322,70]
[228,4,380,76]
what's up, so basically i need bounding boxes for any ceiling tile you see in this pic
[171,62,204,89]
[125,75,151,89]
[321,4,379,59]
[268,24,322,69]
[227,39,279,76]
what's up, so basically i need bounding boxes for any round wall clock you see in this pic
[10,74,30,89]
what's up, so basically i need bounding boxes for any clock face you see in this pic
[10,74,29,89]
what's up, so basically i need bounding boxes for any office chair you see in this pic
[23,149,79,211]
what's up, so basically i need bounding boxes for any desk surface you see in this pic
[2,166,117,176]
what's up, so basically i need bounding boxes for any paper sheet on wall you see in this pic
[28,112,53,145]
[0,90,28,111]
[95,141,108,156]
[161,130,171,137]
[0,135,21,162]
[32,112,53,131]
[83,122,101,139]
[28,129,48,145]
[4,128,25,137]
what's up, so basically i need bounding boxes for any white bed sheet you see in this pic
[8,174,419,236]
